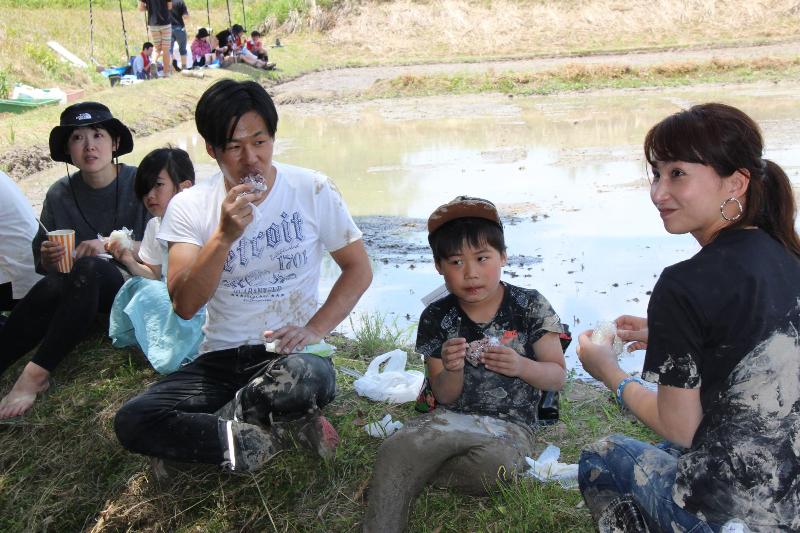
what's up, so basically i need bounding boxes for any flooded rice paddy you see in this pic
[21,82,800,375]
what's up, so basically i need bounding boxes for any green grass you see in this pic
[0,315,659,531]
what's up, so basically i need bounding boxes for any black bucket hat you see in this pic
[48,101,134,164]
[196,27,210,39]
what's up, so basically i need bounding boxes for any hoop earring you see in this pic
[720,197,743,222]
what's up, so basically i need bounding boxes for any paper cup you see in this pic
[48,229,75,273]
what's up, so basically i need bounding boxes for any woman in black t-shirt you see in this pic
[576,103,800,532]
[0,102,147,421]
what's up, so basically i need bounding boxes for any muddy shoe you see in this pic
[221,420,282,472]
[597,495,650,533]
[279,414,339,459]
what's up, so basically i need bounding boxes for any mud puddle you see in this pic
[20,84,800,375]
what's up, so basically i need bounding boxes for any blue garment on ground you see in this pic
[109,277,204,374]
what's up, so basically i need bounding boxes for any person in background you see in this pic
[132,42,154,80]
[139,0,172,77]
[107,147,204,375]
[169,0,190,71]
[0,102,148,420]
[214,24,244,59]
[190,27,214,68]
[364,196,567,533]
[246,31,275,69]
[577,103,800,531]
[0,171,42,316]
[113,79,372,472]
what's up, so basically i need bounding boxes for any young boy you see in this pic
[246,31,269,62]
[363,196,567,533]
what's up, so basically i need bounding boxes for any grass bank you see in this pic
[3,0,799,179]
[363,56,800,99]
[0,316,657,531]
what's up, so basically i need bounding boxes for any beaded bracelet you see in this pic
[615,376,645,407]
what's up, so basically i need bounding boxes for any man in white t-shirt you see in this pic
[114,79,372,472]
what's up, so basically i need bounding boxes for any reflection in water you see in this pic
[20,85,800,374]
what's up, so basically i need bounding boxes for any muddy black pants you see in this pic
[114,347,336,465]
[0,257,124,376]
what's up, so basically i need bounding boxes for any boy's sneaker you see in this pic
[598,496,650,533]
[172,59,182,72]
[279,413,340,459]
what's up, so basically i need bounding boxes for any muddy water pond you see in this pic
[21,83,800,375]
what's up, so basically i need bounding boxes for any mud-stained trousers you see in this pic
[363,409,536,533]
[579,434,718,532]
[114,346,335,466]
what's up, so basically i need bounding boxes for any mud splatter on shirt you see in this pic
[416,282,562,429]
[642,229,800,530]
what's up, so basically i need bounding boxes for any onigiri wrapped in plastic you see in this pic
[590,321,625,356]
[100,227,134,251]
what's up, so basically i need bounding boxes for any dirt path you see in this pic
[271,40,800,102]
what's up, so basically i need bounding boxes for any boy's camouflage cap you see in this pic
[427,196,502,235]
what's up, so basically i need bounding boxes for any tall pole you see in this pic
[89,0,95,64]
[241,0,246,31]
[118,0,130,60]
[206,0,211,29]
[225,0,232,32]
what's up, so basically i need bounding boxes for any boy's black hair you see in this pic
[195,79,278,150]
[428,217,506,263]
[134,146,195,200]
[142,42,153,50]
[251,30,261,38]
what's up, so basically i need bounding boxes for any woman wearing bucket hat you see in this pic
[190,27,214,68]
[0,102,149,420]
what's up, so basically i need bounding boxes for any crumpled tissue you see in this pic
[364,414,403,438]
[524,444,579,489]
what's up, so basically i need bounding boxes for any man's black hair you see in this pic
[195,79,278,150]
[134,146,196,200]
[142,42,153,50]
[428,217,506,263]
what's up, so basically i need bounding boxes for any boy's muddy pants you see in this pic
[114,347,335,467]
[363,409,536,533]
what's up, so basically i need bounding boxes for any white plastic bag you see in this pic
[353,349,424,403]
[364,414,404,438]
[524,444,580,489]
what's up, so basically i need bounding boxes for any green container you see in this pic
[0,98,60,114]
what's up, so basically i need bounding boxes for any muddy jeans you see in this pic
[579,435,718,532]
[363,409,536,533]
[114,347,335,465]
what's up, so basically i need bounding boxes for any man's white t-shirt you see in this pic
[0,171,42,298]
[157,162,362,354]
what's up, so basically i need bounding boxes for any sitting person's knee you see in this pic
[70,256,104,283]
[114,399,148,451]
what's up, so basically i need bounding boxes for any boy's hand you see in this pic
[482,344,525,377]
[440,337,467,372]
